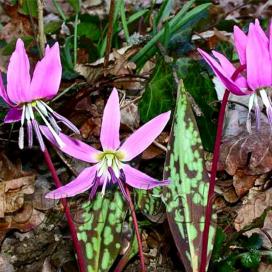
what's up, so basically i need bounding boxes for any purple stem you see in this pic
[43,148,86,272]
[199,65,246,272]
[124,184,146,272]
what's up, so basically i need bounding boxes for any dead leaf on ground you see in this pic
[75,46,144,90]
[219,126,272,175]
[234,188,272,231]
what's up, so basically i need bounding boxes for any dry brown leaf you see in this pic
[142,145,163,160]
[120,100,139,130]
[219,126,272,175]
[75,46,143,90]
[234,188,272,231]
[233,170,257,197]
[258,262,272,272]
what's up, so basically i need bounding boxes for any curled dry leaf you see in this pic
[219,125,272,175]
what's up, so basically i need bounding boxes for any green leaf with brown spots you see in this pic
[75,190,127,271]
[163,81,216,272]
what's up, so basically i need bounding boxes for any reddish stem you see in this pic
[199,65,246,272]
[43,148,86,272]
[124,184,146,272]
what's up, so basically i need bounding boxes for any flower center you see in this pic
[19,100,64,150]
[96,150,124,179]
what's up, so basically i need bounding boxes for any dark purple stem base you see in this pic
[43,148,86,272]
[199,65,246,272]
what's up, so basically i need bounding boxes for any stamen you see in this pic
[247,94,255,133]
[41,101,79,134]
[20,105,26,126]
[89,174,100,200]
[36,100,49,116]
[108,167,129,200]
[254,95,260,131]
[101,178,108,197]
[48,113,62,133]
[34,106,65,148]
[18,126,24,149]
[260,89,272,126]
[51,111,80,134]
[32,119,45,151]
[27,120,33,148]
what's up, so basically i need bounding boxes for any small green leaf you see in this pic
[240,250,261,268]
[77,22,100,41]
[68,0,81,13]
[139,59,175,122]
[44,21,62,34]
[242,233,263,250]
[20,0,38,17]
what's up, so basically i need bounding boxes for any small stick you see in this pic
[104,0,115,68]
[37,0,46,56]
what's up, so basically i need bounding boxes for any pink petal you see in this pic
[122,164,169,189]
[247,22,272,90]
[119,111,170,161]
[40,126,101,163]
[4,108,22,123]
[30,42,62,100]
[0,73,13,106]
[198,49,248,96]
[233,25,247,65]
[100,88,120,150]
[254,19,269,44]
[7,39,31,104]
[212,50,247,88]
[45,166,97,199]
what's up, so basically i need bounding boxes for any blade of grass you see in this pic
[74,13,79,67]
[132,2,211,65]
[52,0,67,21]
[120,0,130,42]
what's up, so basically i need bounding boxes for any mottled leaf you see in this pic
[75,190,127,271]
[163,81,215,272]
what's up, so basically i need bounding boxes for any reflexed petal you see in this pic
[40,126,101,163]
[0,73,13,106]
[233,25,247,65]
[122,164,170,189]
[100,88,120,150]
[7,39,31,103]
[45,166,97,199]
[212,51,247,88]
[4,108,22,123]
[198,49,248,96]
[119,111,170,161]
[30,42,61,100]
[247,22,272,89]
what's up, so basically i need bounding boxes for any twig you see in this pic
[199,64,246,272]
[104,0,115,68]
[124,184,146,272]
[37,0,46,57]
[43,148,87,272]
[74,13,79,67]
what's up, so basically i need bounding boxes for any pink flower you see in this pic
[1,39,79,151]
[41,88,171,199]
[198,19,272,131]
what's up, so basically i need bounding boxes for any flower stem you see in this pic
[199,65,246,272]
[43,148,86,272]
[124,184,146,272]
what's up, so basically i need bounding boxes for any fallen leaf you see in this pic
[219,125,272,175]
[234,188,272,231]
[233,170,257,197]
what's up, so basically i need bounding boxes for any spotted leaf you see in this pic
[75,190,127,271]
[163,81,216,272]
